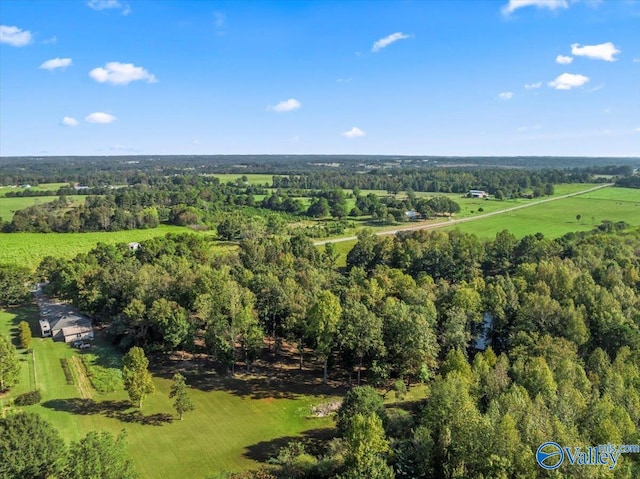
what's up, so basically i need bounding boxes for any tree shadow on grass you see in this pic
[41,398,173,426]
[243,427,336,463]
[180,371,346,401]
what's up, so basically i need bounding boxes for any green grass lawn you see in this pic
[0,195,85,221]
[0,224,197,269]
[1,306,337,478]
[447,187,640,239]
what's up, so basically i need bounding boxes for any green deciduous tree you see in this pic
[122,346,155,408]
[307,290,342,384]
[169,373,195,420]
[341,413,394,479]
[149,298,190,351]
[66,430,138,479]
[336,386,387,437]
[0,412,67,478]
[338,299,385,385]
[0,334,20,392]
[0,264,32,306]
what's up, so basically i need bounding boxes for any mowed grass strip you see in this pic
[1,306,336,478]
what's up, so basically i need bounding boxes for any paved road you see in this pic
[314,183,613,246]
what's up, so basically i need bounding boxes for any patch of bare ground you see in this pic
[71,355,94,399]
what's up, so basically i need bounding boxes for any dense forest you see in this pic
[28,224,640,478]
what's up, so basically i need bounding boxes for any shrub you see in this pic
[14,389,41,406]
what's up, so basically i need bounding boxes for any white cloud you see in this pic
[267,98,301,113]
[636,127,640,133]
[42,36,57,44]
[634,58,640,63]
[524,81,542,89]
[40,57,72,71]
[342,127,366,138]
[372,32,411,52]
[502,0,568,16]
[0,25,33,47]
[61,116,78,127]
[499,91,513,100]
[89,62,157,85]
[548,73,590,90]
[88,0,131,15]
[86,112,116,124]
[571,42,620,61]
[556,54,573,64]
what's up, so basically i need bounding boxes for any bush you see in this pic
[18,321,32,349]
[14,389,41,406]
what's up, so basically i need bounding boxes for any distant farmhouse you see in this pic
[39,312,93,343]
[468,190,489,198]
[405,210,421,220]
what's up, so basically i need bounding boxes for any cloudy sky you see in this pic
[1,0,639,157]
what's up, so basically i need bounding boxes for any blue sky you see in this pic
[1,0,639,157]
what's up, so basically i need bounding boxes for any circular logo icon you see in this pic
[537,442,564,470]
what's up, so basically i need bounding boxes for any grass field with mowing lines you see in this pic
[446,187,640,239]
[0,195,84,220]
[0,306,337,478]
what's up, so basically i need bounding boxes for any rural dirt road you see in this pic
[314,183,613,246]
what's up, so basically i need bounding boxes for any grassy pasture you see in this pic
[446,187,640,239]
[321,186,637,266]
[0,195,85,220]
[209,173,274,186]
[0,183,70,197]
[0,224,198,269]
[0,306,336,478]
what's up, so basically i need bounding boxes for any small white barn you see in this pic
[468,190,489,198]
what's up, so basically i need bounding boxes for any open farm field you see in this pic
[0,224,199,269]
[0,195,84,220]
[447,187,640,239]
[0,306,336,478]
[0,183,70,196]
[209,173,274,186]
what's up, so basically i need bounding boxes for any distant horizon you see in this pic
[2,153,639,160]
